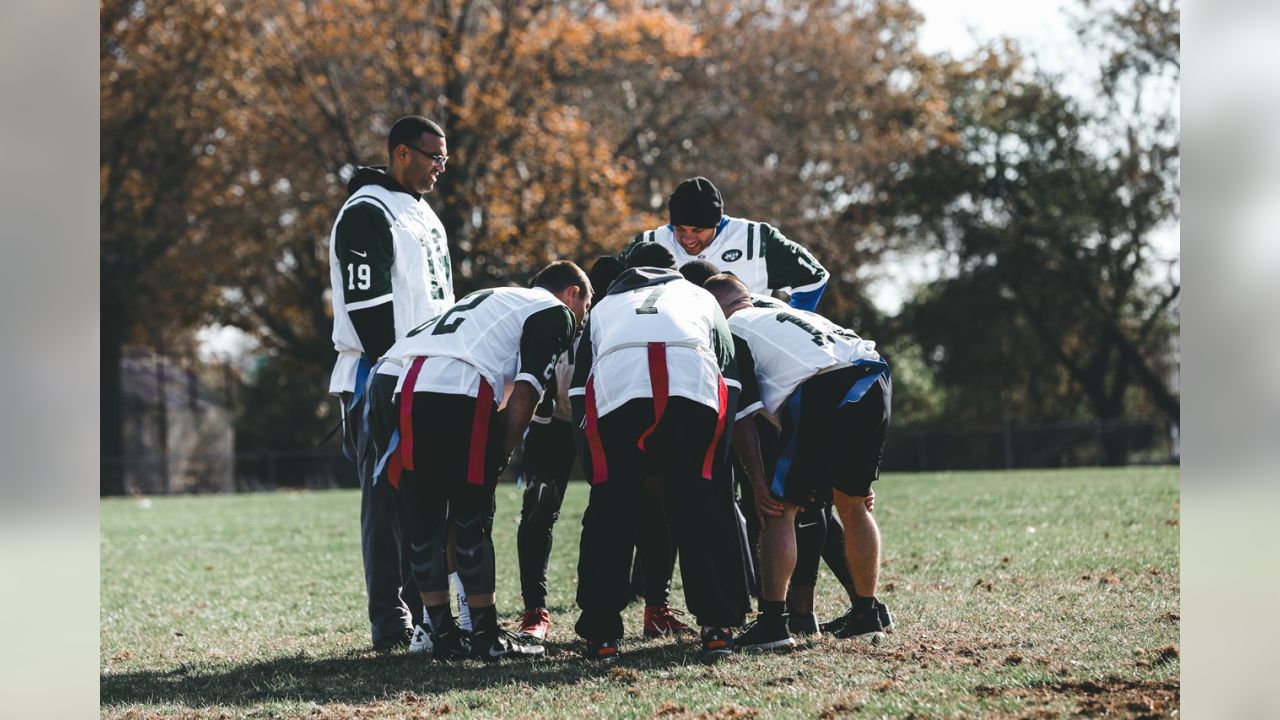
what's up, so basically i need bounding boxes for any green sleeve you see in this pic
[334,204,395,306]
[517,306,575,394]
[761,223,828,293]
[710,304,739,385]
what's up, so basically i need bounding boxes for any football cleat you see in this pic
[517,607,552,641]
[471,628,545,661]
[586,638,621,662]
[407,625,433,655]
[831,605,886,643]
[738,615,797,651]
[644,604,696,637]
[700,627,734,664]
[430,624,472,661]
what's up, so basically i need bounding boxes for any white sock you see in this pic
[421,607,433,631]
[452,572,472,631]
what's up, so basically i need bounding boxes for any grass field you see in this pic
[101,467,1179,719]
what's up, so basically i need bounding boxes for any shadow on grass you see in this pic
[101,639,704,708]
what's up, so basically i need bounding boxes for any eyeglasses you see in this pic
[404,144,449,168]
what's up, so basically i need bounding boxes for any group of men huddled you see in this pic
[330,116,892,664]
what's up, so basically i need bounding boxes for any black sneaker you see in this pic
[788,611,821,637]
[373,626,413,653]
[822,602,895,635]
[586,638,621,662]
[700,627,734,664]
[832,605,886,642]
[431,624,472,661]
[738,615,797,651]
[471,628,545,661]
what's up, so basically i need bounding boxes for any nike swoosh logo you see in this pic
[351,249,368,257]
[488,645,508,658]
[797,522,818,528]
[411,542,430,552]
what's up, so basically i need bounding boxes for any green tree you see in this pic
[885,36,1178,462]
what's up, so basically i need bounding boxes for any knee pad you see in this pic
[453,492,496,595]
[408,526,449,594]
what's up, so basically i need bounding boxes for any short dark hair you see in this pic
[679,259,720,287]
[532,260,590,297]
[624,241,677,270]
[703,273,750,302]
[587,255,624,297]
[387,115,445,158]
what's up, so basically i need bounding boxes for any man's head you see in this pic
[668,176,724,255]
[703,273,752,318]
[588,255,624,297]
[532,260,592,330]
[679,259,720,287]
[387,116,447,195]
[624,241,677,270]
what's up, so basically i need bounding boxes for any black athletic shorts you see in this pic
[769,365,891,505]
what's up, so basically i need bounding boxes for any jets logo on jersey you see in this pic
[722,249,743,262]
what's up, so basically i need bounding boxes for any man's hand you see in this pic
[865,489,875,513]
[753,479,785,526]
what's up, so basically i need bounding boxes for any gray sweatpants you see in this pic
[344,376,422,644]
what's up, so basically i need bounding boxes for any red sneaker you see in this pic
[643,604,695,637]
[517,607,552,641]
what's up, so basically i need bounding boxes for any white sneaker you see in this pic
[408,624,434,655]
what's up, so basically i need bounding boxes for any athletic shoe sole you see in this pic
[738,636,798,652]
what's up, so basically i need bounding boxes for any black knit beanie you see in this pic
[668,176,724,228]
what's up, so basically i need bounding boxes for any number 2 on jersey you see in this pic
[431,289,495,335]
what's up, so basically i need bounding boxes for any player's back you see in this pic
[729,305,881,416]
[583,270,725,417]
[389,286,569,399]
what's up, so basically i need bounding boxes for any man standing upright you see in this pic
[327,115,454,652]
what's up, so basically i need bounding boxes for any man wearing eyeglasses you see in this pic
[327,115,455,653]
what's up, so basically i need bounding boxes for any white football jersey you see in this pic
[629,217,826,296]
[388,287,573,402]
[329,183,454,393]
[729,305,882,417]
[570,275,735,418]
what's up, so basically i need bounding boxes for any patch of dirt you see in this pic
[818,694,866,718]
[608,666,641,684]
[975,677,1179,719]
[108,649,135,663]
[653,702,687,717]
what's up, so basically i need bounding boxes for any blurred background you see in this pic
[99,0,1180,495]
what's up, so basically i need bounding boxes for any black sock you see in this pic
[471,605,498,633]
[427,603,455,632]
[760,599,786,618]
[852,594,876,612]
